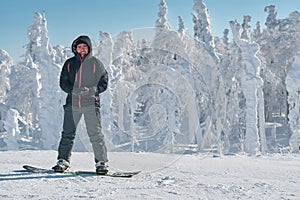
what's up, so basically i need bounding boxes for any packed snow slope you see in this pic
[0,150,299,199]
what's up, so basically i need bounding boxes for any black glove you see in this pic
[72,87,90,96]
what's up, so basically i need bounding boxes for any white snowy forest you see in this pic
[0,0,300,156]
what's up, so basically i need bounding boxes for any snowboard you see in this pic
[22,165,141,178]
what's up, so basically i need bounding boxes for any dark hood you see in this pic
[71,35,92,56]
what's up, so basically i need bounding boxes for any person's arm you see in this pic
[96,61,108,95]
[59,61,73,94]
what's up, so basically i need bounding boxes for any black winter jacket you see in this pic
[59,35,108,107]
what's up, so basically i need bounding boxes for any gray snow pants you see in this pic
[57,104,108,163]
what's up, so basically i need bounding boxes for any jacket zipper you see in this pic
[78,58,83,107]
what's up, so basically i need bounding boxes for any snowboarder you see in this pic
[52,35,109,175]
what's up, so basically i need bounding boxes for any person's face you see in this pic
[76,43,88,57]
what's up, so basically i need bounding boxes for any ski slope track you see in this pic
[0,150,299,199]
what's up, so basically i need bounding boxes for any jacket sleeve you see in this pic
[59,60,73,94]
[96,61,108,95]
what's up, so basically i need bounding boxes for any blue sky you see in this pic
[0,0,299,62]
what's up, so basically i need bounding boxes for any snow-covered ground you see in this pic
[0,150,299,199]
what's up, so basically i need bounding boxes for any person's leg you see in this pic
[57,104,82,162]
[83,106,108,163]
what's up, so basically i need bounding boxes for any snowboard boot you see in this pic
[95,161,108,175]
[52,159,70,172]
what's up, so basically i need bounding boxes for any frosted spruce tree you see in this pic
[155,0,171,31]
[154,0,178,56]
[26,12,65,149]
[95,31,113,67]
[153,0,187,57]
[94,31,114,150]
[52,45,72,65]
[285,12,300,152]
[177,16,192,57]
[214,29,229,55]
[110,31,137,150]
[3,108,20,150]
[0,50,14,150]
[255,6,300,148]
[0,50,12,104]
[6,55,40,143]
[192,0,218,61]
[152,0,185,56]
[178,16,187,37]
[153,1,204,151]
[229,20,265,155]
[191,0,228,154]
[241,15,252,40]
[286,51,300,152]
[253,21,262,40]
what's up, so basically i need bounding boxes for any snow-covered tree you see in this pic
[222,29,229,45]
[10,11,65,149]
[3,108,20,150]
[253,21,262,40]
[52,45,72,65]
[214,29,229,55]
[192,0,217,61]
[286,11,300,152]
[27,12,52,62]
[229,20,265,155]
[0,50,12,104]
[93,31,114,150]
[286,51,300,152]
[109,31,136,149]
[256,6,300,128]
[153,0,186,57]
[31,13,63,149]
[178,16,187,37]
[155,0,171,31]
[264,5,278,33]
[95,31,113,67]
[7,57,40,131]
[241,15,252,40]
